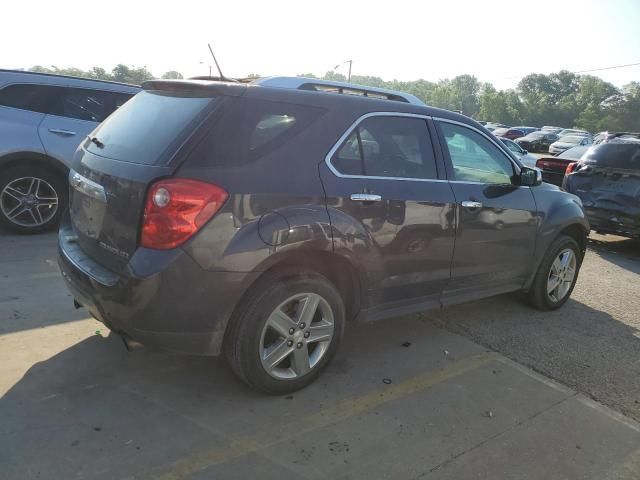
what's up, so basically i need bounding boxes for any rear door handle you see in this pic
[461,201,483,208]
[350,193,382,202]
[48,128,77,136]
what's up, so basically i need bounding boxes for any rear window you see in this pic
[583,144,640,170]
[558,146,589,160]
[87,90,214,165]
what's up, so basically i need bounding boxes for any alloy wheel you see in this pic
[547,248,576,302]
[259,293,335,380]
[0,176,59,227]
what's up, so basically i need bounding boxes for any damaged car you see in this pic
[563,140,640,239]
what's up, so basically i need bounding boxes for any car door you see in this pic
[319,113,456,312]
[434,119,538,305]
[38,87,133,167]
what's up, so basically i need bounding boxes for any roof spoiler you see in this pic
[141,79,246,97]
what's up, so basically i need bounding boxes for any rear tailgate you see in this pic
[67,84,243,273]
[69,155,171,272]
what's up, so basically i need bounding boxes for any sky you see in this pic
[3,0,639,90]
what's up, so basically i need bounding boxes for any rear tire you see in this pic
[0,165,67,234]
[527,235,582,310]
[224,270,345,395]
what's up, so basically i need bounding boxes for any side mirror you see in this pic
[522,149,528,155]
[520,166,542,186]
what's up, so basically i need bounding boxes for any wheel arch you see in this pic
[232,248,362,328]
[0,151,69,181]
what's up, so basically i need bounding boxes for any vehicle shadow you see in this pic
[2,295,639,479]
[587,234,640,274]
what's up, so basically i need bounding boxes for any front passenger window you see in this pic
[440,122,514,184]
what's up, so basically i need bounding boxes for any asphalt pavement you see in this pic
[1,229,639,479]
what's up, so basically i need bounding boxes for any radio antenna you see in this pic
[208,43,235,82]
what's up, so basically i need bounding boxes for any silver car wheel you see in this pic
[546,248,577,302]
[259,292,335,380]
[0,176,59,227]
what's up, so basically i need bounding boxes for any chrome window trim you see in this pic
[433,116,522,174]
[323,111,448,183]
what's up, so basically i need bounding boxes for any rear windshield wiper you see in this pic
[89,136,104,149]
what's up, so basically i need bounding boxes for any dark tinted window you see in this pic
[87,91,214,165]
[583,144,640,170]
[50,88,132,123]
[0,84,56,114]
[440,122,514,184]
[201,97,326,166]
[332,116,438,180]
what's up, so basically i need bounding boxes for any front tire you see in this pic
[527,235,582,310]
[224,271,345,394]
[0,165,67,234]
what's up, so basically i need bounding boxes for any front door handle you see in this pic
[350,193,382,202]
[461,201,483,208]
[48,128,77,136]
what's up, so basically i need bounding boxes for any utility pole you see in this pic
[334,59,353,82]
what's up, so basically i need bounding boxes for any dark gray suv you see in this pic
[58,77,589,394]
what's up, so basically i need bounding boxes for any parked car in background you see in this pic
[549,135,592,154]
[541,126,563,134]
[564,140,640,239]
[558,128,590,138]
[57,76,588,394]
[516,131,559,153]
[493,128,525,140]
[499,138,539,168]
[511,126,539,136]
[0,70,139,233]
[593,131,640,145]
[535,145,591,186]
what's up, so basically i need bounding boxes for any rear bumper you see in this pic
[57,219,259,355]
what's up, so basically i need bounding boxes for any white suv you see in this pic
[0,70,139,233]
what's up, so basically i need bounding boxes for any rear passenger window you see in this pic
[332,116,438,180]
[0,84,56,114]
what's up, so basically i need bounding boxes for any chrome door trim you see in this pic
[69,169,107,203]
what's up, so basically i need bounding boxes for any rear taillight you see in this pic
[141,178,228,249]
[565,162,579,175]
[535,159,548,169]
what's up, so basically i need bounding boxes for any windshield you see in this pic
[558,135,583,144]
[501,139,521,154]
[87,91,215,165]
[527,132,546,139]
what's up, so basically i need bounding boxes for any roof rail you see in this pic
[253,76,425,106]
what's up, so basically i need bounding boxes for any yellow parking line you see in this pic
[126,351,497,480]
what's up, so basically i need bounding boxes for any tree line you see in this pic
[29,65,639,132]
